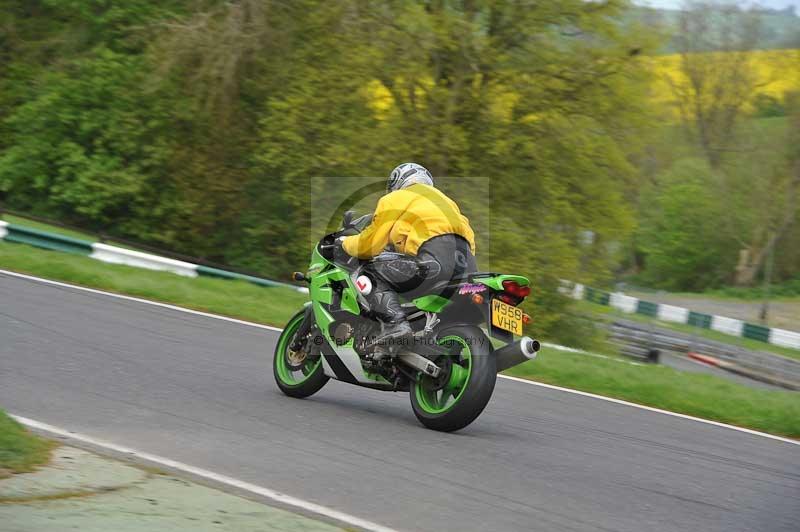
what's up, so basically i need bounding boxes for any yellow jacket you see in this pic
[342,184,475,259]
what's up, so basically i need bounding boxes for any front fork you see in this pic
[289,305,315,351]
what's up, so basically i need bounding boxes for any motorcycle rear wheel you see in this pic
[410,325,496,432]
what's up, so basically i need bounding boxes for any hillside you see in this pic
[631,5,800,52]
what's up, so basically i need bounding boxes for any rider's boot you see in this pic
[372,289,413,348]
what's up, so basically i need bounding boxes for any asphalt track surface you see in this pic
[1,271,798,532]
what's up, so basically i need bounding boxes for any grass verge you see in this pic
[0,410,54,479]
[2,241,798,438]
[0,241,308,326]
[506,351,800,438]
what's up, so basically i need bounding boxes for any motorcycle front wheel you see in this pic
[273,310,328,398]
[410,325,496,432]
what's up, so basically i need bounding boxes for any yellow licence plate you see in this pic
[491,299,524,335]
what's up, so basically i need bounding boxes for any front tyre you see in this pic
[410,325,496,432]
[273,310,328,398]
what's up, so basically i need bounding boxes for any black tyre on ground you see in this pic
[410,325,497,432]
[273,310,328,398]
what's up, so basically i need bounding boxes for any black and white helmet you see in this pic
[387,162,434,193]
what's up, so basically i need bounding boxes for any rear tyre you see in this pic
[410,325,496,432]
[273,310,328,398]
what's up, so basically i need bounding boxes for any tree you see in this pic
[661,2,799,286]
[247,0,654,333]
[0,0,657,336]
[732,91,800,285]
[638,158,738,290]
[666,1,764,168]
[0,49,172,229]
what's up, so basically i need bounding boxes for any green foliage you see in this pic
[0,49,172,228]
[753,93,787,118]
[244,0,654,335]
[637,158,738,290]
[0,0,660,335]
[2,0,796,315]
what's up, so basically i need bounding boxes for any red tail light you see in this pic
[502,280,531,298]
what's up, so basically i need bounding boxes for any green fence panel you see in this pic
[636,300,659,317]
[742,322,770,343]
[4,224,93,255]
[196,265,239,281]
[687,311,712,329]
[584,287,610,306]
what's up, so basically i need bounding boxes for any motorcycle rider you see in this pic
[338,163,477,346]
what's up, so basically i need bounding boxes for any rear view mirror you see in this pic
[342,210,354,228]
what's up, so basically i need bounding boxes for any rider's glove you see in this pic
[333,237,350,263]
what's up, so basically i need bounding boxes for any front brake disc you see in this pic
[286,347,308,369]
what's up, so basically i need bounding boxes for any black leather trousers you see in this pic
[363,234,476,323]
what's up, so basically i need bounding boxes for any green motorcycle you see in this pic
[273,211,540,432]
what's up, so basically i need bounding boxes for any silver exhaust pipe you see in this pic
[495,336,540,372]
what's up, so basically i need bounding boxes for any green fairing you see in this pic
[341,286,359,314]
[316,285,333,305]
[413,294,451,313]
[308,248,360,337]
[474,274,529,292]
[307,247,327,274]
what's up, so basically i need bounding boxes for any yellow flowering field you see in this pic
[647,49,800,117]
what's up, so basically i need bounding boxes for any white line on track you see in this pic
[2,267,797,448]
[10,415,397,532]
[497,375,798,446]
